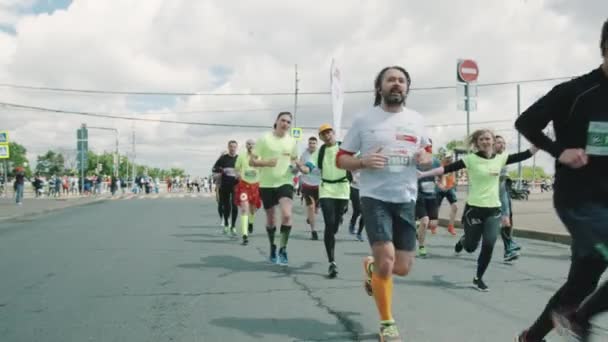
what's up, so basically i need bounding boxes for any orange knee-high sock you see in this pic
[371,272,394,323]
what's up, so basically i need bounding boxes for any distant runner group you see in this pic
[209,19,608,342]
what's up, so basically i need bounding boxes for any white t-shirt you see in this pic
[341,106,430,203]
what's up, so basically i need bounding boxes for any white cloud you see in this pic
[0,0,606,176]
[0,0,36,27]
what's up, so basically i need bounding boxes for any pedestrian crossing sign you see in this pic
[291,127,302,140]
[0,131,8,144]
[0,144,9,159]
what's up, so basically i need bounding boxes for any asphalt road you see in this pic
[0,197,605,341]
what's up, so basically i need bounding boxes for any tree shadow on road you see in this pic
[395,274,471,290]
[184,239,239,246]
[342,252,369,258]
[418,253,478,264]
[177,255,318,279]
[172,232,242,246]
[177,225,219,229]
[517,252,571,261]
[210,315,377,341]
[172,232,226,238]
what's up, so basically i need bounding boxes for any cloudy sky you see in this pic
[0,0,606,177]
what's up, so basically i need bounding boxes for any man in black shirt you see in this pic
[514,18,608,342]
[14,168,25,205]
[213,140,239,235]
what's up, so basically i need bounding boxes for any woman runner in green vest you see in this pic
[418,129,536,291]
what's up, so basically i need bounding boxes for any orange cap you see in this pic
[318,123,333,134]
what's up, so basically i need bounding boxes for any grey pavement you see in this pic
[0,195,110,223]
[0,192,213,223]
[0,197,606,341]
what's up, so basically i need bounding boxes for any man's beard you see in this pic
[382,91,406,105]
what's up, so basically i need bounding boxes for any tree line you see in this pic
[1,141,186,179]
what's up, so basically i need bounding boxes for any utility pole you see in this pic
[293,64,299,128]
[77,123,88,195]
[132,122,136,190]
[517,84,522,189]
[115,131,119,177]
[465,83,470,137]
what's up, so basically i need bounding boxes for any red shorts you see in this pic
[234,180,261,209]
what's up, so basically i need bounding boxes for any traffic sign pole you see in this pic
[0,131,9,187]
[77,124,89,194]
[464,83,471,137]
[457,59,479,139]
[80,143,84,194]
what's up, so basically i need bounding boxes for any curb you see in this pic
[0,197,110,224]
[437,218,572,246]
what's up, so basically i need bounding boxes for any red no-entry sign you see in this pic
[457,59,479,83]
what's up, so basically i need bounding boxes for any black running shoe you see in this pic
[455,237,464,254]
[514,330,547,342]
[328,262,338,278]
[473,277,489,292]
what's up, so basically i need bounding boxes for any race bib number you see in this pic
[223,168,237,177]
[586,121,608,156]
[388,155,412,172]
[386,152,413,172]
[420,181,435,193]
[244,170,257,178]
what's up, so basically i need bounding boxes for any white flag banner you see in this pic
[330,59,344,140]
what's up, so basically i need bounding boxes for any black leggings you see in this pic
[219,185,238,228]
[527,256,607,340]
[461,205,501,279]
[320,198,349,263]
[349,187,364,234]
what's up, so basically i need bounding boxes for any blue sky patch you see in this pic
[1,0,72,34]
[29,0,73,16]
[209,65,233,88]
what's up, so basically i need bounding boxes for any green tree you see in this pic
[148,167,162,179]
[508,166,549,181]
[135,165,146,176]
[97,152,114,176]
[445,139,467,151]
[169,168,186,178]
[35,150,65,176]
[5,142,33,177]
[119,155,130,178]
[86,151,97,175]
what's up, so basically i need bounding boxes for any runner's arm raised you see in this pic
[418,160,466,179]
[249,139,277,167]
[505,147,537,165]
